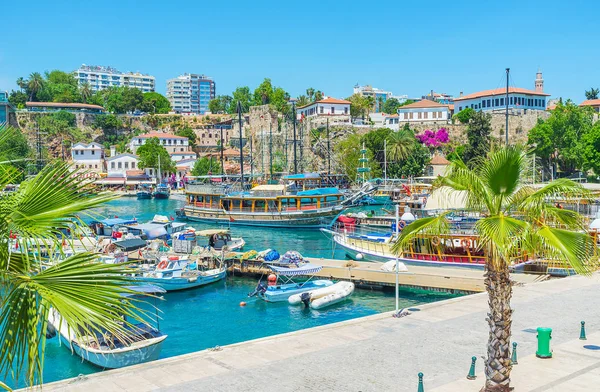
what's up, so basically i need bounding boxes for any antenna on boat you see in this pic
[237,100,245,190]
[327,118,331,177]
[269,119,273,181]
[292,100,298,174]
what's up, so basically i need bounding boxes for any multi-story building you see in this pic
[0,91,14,125]
[196,121,233,147]
[76,64,155,93]
[297,97,351,118]
[397,100,451,123]
[580,99,600,113]
[129,132,191,154]
[71,142,104,171]
[453,71,550,113]
[166,73,215,115]
[353,84,408,112]
[422,91,454,105]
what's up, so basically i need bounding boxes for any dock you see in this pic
[227,256,546,294]
[38,272,600,391]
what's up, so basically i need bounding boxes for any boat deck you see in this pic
[227,256,545,294]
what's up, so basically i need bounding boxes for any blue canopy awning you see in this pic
[100,217,138,226]
[268,263,323,276]
[282,173,321,180]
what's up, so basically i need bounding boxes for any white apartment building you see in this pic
[106,153,140,177]
[397,100,451,123]
[76,64,155,93]
[353,84,408,112]
[166,73,216,115]
[129,132,190,154]
[71,142,104,171]
[170,151,198,162]
[297,97,351,118]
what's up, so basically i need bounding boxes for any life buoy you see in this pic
[399,220,406,229]
[460,238,472,248]
[157,260,168,270]
[422,197,427,205]
[431,236,441,246]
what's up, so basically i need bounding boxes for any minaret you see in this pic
[535,69,544,92]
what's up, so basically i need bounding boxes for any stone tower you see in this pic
[535,69,544,92]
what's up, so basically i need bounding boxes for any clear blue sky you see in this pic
[1,0,597,102]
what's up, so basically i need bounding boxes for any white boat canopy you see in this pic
[196,229,230,236]
[268,263,323,276]
[423,187,468,211]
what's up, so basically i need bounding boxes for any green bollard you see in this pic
[511,342,518,365]
[580,321,587,340]
[467,356,477,380]
[418,372,424,392]
[536,327,553,358]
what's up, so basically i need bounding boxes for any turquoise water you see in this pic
[9,197,461,388]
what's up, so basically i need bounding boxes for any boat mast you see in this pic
[327,118,331,176]
[384,139,387,185]
[505,67,510,146]
[157,153,161,184]
[292,101,298,174]
[237,101,244,189]
[269,120,273,181]
[220,125,224,178]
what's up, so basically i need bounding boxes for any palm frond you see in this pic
[475,215,528,264]
[392,213,450,254]
[535,226,597,275]
[479,146,524,198]
[515,179,590,214]
[439,161,494,213]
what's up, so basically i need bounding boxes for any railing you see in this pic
[186,183,242,195]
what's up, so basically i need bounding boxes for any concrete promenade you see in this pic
[40,273,600,392]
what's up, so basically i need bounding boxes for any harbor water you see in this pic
[13,197,462,388]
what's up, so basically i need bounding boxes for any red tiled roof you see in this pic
[448,104,455,111]
[430,155,450,165]
[454,87,550,102]
[398,100,450,110]
[297,97,351,109]
[138,132,188,140]
[26,101,105,110]
[580,99,600,107]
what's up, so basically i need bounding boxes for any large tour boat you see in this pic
[183,181,345,228]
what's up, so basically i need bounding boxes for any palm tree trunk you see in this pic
[483,260,513,391]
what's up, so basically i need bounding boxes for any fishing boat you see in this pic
[153,184,171,199]
[116,215,186,242]
[136,185,153,200]
[288,281,355,309]
[135,255,226,291]
[248,263,334,302]
[48,285,167,369]
[184,182,346,228]
[196,229,245,251]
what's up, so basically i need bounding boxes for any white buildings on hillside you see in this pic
[170,151,197,162]
[353,84,408,112]
[106,153,140,177]
[166,73,216,115]
[71,142,104,171]
[129,132,191,154]
[397,100,451,123]
[76,65,155,93]
[297,97,351,118]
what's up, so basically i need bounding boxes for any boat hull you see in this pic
[260,280,334,302]
[137,192,152,200]
[183,206,342,228]
[153,193,170,199]
[135,269,226,291]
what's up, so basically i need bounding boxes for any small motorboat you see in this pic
[135,255,226,291]
[153,184,170,199]
[196,229,245,251]
[288,281,355,309]
[48,285,167,369]
[248,263,333,302]
[137,185,153,200]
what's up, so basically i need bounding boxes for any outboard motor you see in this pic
[300,292,312,308]
[248,282,267,297]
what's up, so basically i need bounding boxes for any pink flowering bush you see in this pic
[416,128,449,147]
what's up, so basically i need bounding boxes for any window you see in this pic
[482,100,486,108]
[125,162,129,169]
[91,150,95,155]
[331,107,335,114]
[320,106,324,114]
[111,162,115,169]
[95,164,98,169]
[495,99,499,106]
[459,107,462,111]
[180,140,184,144]
[344,107,348,114]
[500,98,504,106]
[487,99,491,107]
[74,150,78,155]
[181,147,184,152]
[409,113,414,119]
[132,162,136,168]
[418,112,422,119]
[404,113,408,119]
[118,162,122,169]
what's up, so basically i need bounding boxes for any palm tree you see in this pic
[392,146,596,391]
[296,95,310,107]
[27,72,44,101]
[364,96,375,119]
[314,90,324,101]
[386,128,415,162]
[0,125,148,389]
[306,87,315,102]
[16,77,26,92]
[585,87,599,100]
[80,82,92,103]
[377,96,384,113]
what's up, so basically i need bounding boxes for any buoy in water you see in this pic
[239,301,247,307]
[267,274,277,286]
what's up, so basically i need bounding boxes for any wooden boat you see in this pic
[48,285,167,369]
[136,185,153,200]
[184,183,344,228]
[135,256,226,291]
[153,184,170,199]
[196,229,245,251]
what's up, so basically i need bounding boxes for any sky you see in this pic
[1,0,598,102]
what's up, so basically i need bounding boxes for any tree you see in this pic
[253,78,274,106]
[38,111,79,159]
[362,127,392,165]
[9,90,27,108]
[0,126,147,389]
[176,127,197,147]
[79,83,92,103]
[209,95,232,114]
[27,72,44,101]
[382,98,401,115]
[141,92,171,114]
[347,94,368,119]
[335,132,382,180]
[392,146,595,391]
[0,126,31,174]
[387,142,430,178]
[585,88,599,100]
[377,96,384,113]
[229,86,252,114]
[387,128,416,162]
[462,111,492,168]
[191,156,222,176]
[16,77,27,92]
[270,87,290,113]
[581,121,600,175]
[364,96,375,119]
[296,95,310,107]
[314,90,323,101]
[137,137,176,174]
[453,107,475,124]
